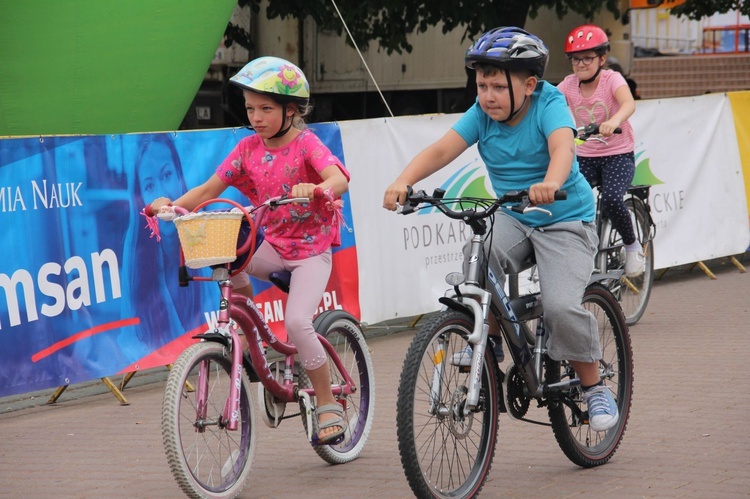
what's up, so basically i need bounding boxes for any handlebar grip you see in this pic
[554,190,567,201]
[614,127,622,134]
[145,202,178,218]
[398,185,418,215]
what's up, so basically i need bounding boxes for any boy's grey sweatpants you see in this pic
[466,212,601,363]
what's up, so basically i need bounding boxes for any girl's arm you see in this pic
[292,164,349,200]
[600,84,635,136]
[383,129,469,210]
[530,127,575,205]
[150,174,227,213]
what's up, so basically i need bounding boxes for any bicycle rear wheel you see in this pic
[396,310,500,499]
[546,284,633,468]
[600,196,655,325]
[301,316,375,464]
[162,342,257,499]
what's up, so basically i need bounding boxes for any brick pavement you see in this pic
[0,257,748,498]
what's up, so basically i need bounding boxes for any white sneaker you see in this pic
[582,385,619,432]
[450,346,473,367]
[624,249,645,277]
[449,342,504,367]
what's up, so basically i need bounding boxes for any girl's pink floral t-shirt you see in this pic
[216,129,350,260]
[558,69,635,157]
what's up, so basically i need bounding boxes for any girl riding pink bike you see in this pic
[150,56,351,445]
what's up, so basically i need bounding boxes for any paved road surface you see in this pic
[1,258,748,498]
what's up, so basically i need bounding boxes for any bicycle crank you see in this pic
[503,363,531,420]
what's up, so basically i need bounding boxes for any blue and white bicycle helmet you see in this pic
[465,27,549,78]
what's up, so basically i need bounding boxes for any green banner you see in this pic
[0,0,236,136]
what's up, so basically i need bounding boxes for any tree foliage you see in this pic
[225,0,747,56]
[671,0,749,20]
[228,0,621,55]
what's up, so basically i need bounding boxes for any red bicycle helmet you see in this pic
[565,25,610,55]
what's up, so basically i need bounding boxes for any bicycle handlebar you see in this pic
[147,193,322,220]
[142,191,329,282]
[399,186,566,221]
[576,123,623,142]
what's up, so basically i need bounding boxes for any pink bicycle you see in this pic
[146,195,375,499]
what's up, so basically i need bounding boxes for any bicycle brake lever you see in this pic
[508,201,552,216]
[523,206,552,216]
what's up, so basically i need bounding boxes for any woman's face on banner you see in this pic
[138,140,182,204]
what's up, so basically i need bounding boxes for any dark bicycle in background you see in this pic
[578,123,656,325]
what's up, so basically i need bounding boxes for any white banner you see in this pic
[342,93,750,325]
[341,115,484,324]
[630,93,750,268]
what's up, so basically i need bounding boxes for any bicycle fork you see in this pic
[194,274,245,432]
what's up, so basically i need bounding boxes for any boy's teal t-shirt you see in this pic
[452,81,595,227]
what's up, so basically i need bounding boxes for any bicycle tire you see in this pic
[300,317,375,464]
[546,283,633,468]
[599,197,655,325]
[396,310,500,499]
[162,342,257,499]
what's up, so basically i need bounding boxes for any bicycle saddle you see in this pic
[269,271,291,294]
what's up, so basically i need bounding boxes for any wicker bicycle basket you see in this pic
[173,211,244,269]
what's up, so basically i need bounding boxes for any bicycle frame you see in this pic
[159,196,374,498]
[443,233,582,414]
[593,186,655,268]
[576,124,656,278]
[189,265,359,433]
[167,197,358,433]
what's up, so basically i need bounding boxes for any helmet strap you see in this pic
[579,62,603,86]
[270,103,294,139]
[499,69,528,124]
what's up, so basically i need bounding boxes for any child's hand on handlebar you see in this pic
[145,197,173,217]
[529,182,561,206]
[291,183,329,202]
[598,119,622,137]
[383,180,409,211]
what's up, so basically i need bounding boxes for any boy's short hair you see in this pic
[473,63,536,81]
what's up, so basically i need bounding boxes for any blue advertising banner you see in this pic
[0,125,359,398]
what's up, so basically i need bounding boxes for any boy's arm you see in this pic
[383,129,468,210]
[530,127,575,205]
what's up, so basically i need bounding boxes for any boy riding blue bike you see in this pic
[383,26,618,432]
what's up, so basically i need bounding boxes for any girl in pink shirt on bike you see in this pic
[557,25,643,277]
[150,56,351,445]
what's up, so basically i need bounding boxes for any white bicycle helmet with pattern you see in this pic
[230,56,310,138]
[230,56,310,104]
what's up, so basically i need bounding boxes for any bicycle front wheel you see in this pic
[396,310,501,499]
[601,196,655,325]
[546,284,633,468]
[162,342,257,499]
[301,316,375,465]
